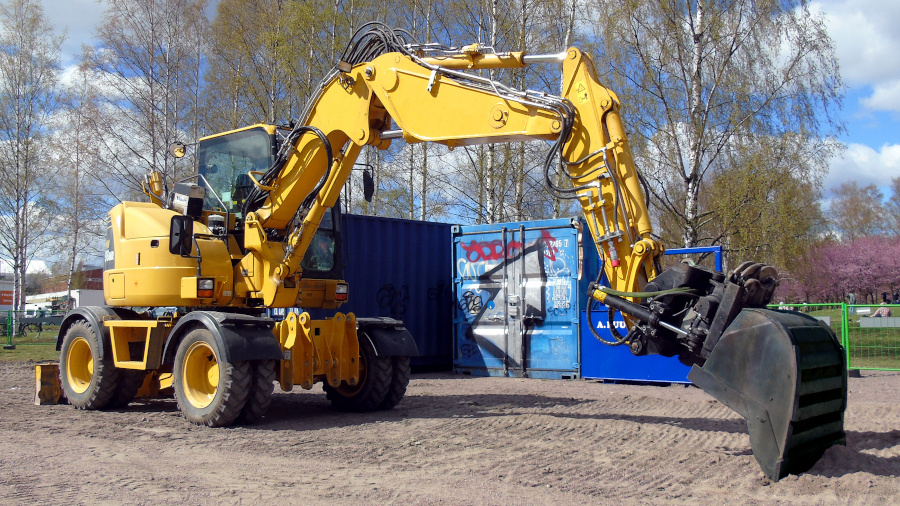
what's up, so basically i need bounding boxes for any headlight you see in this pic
[198,278,215,298]
[335,283,349,301]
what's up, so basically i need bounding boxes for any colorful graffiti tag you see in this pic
[460,229,561,262]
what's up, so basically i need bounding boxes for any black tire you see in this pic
[173,328,250,427]
[236,360,276,425]
[378,356,411,410]
[324,335,392,412]
[59,320,121,410]
[107,370,147,409]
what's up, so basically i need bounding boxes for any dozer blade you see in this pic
[688,309,847,480]
[34,363,66,405]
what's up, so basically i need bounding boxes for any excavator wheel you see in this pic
[58,320,121,410]
[378,356,411,410]
[236,360,276,425]
[324,335,392,412]
[688,309,847,480]
[173,328,251,427]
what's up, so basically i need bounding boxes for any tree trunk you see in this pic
[408,144,415,219]
[683,2,705,248]
[553,0,578,219]
[513,0,528,221]
[485,0,499,223]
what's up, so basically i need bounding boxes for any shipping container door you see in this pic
[454,226,519,375]
[454,220,581,378]
[522,225,580,378]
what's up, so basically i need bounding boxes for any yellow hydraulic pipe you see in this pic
[421,51,527,69]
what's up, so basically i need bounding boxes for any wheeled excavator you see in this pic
[44,24,846,480]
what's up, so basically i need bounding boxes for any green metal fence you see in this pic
[769,303,900,372]
[845,304,900,371]
[2,310,66,350]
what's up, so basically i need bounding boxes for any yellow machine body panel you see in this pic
[104,202,234,307]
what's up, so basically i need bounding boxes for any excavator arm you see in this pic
[173,25,846,479]
[247,46,658,310]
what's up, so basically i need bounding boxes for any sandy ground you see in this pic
[0,362,898,505]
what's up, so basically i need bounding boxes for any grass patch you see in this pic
[0,324,60,362]
[772,304,900,370]
[847,328,900,370]
[0,344,58,362]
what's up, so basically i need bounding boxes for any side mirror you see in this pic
[363,169,374,203]
[169,215,194,256]
[169,142,186,158]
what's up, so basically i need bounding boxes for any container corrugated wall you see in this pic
[452,218,599,379]
[306,214,454,369]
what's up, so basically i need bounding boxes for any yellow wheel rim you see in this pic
[181,341,219,409]
[66,336,93,394]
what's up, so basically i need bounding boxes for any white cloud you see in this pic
[42,0,107,65]
[811,0,900,112]
[811,0,900,85]
[860,80,900,112]
[825,142,900,191]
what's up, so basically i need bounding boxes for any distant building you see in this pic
[40,266,103,293]
[26,289,105,311]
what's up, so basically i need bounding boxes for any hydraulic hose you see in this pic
[585,295,628,346]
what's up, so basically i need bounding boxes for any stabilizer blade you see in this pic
[688,309,847,480]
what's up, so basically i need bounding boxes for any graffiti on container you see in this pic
[459,343,480,358]
[460,229,561,262]
[551,277,571,309]
[376,284,409,317]
[458,290,483,315]
[427,281,455,309]
[456,258,500,280]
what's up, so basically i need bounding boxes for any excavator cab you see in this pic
[197,125,277,222]
[195,124,345,282]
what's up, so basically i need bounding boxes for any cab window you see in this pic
[301,208,336,273]
[197,128,274,219]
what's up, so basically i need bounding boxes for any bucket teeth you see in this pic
[688,309,847,480]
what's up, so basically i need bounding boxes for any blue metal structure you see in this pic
[580,309,691,383]
[302,214,455,368]
[453,230,720,382]
[452,218,599,379]
[666,246,723,271]
[580,245,722,383]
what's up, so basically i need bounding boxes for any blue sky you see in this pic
[809,0,900,195]
[42,0,899,198]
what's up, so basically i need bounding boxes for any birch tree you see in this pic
[87,0,208,197]
[589,0,843,256]
[829,182,885,241]
[49,66,110,303]
[0,0,62,309]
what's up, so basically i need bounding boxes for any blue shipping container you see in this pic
[578,246,718,383]
[580,309,691,383]
[304,214,455,369]
[453,218,599,379]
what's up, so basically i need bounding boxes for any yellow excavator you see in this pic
[47,24,845,480]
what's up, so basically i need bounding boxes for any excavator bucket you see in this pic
[688,308,847,480]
